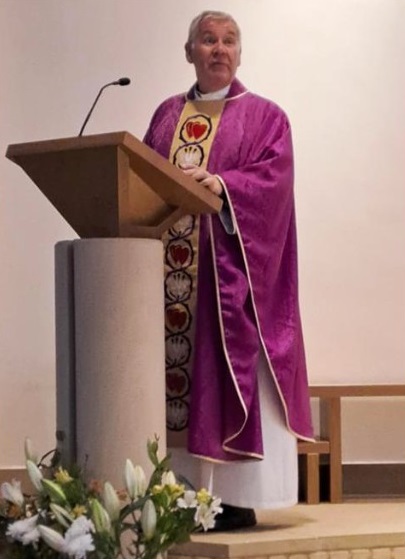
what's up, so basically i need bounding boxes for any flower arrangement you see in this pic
[0,438,222,559]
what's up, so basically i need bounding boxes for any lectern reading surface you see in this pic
[6,131,222,238]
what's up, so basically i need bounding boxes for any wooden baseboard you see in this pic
[299,461,405,502]
[342,463,405,497]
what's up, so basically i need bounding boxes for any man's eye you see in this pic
[202,36,216,45]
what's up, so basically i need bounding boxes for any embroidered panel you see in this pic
[163,100,225,445]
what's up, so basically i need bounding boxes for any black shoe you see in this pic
[211,503,257,532]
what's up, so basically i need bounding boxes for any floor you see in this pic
[169,500,405,559]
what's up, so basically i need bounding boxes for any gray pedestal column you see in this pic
[55,238,166,484]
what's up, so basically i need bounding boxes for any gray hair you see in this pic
[186,11,241,47]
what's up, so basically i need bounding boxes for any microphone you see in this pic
[78,77,131,136]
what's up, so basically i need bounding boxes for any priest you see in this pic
[144,10,313,530]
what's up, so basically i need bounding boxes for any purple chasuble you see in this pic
[144,79,313,462]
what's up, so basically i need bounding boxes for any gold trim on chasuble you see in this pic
[164,99,225,447]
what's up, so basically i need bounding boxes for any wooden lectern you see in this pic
[6,131,222,237]
[6,131,221,484]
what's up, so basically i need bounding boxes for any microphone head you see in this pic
[117,77,131,86]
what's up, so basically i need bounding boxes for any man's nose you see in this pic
[213,41,227,54]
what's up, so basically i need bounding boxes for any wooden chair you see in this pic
[298,384,405,504]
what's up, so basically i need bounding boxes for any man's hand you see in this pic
[180,164,223,196]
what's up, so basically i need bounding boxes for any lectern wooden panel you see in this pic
[6,131,222,238]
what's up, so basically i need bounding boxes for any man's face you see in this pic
[186,18,241,93]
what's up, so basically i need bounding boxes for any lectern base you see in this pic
[55,238,166,485]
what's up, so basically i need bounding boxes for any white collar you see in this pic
[195,84,231,101]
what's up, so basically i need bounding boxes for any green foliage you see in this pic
[0,437,222,559]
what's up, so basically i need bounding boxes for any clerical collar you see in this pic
[194,84,231,100]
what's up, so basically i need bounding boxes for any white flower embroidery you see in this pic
[166,271,192,301]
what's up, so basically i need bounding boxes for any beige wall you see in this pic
[0,0,404,467]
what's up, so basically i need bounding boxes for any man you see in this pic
[144,11,313,530]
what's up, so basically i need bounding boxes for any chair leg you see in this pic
[305,452,320,504]
[320,397,343,503]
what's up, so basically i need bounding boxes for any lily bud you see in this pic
[141,499,156,540]
[102,482,120,522]
[42,479,67,505]
[161,470,176,486]
[38,525,65,553]
[50,503,73,529]
[24,438,38,463]
[26,460,43,492]
[147,439,159,459]
[124,459,147,500]
[90,499,111,534]
[0,480,24,507]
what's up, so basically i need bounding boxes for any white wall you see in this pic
[0,0,404,467]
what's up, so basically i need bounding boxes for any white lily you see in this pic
[24,437,38,463]
[177,489,197,509]
[194,503,216,531]
[124,459,147,499]
[26,460,43,492]
[38,524,65,553]
[64,516,95,559]
[140,499,156,540]
[194,497,223,531]
[103,481,120,522]
[0,479,24,507]
[6,514,40,545]
[161,470,176,486]
[39,517,95,559]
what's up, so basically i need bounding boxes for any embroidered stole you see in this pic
[164,99,226,447]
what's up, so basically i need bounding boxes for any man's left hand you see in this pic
[180,164,223,196]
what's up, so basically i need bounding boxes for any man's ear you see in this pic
[185,42,193,63]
